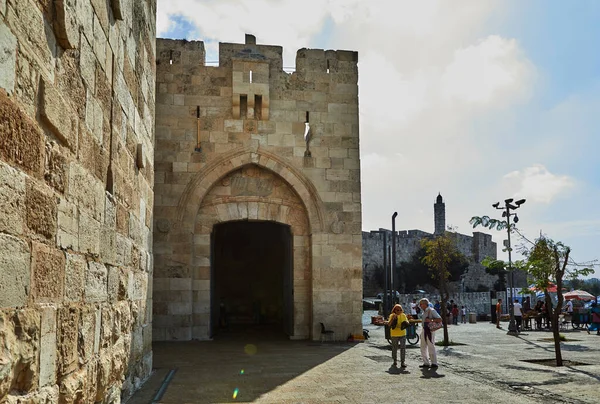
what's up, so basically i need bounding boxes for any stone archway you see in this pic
[176,146,325,234]
[191,164,312,340]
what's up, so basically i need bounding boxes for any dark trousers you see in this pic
[515,316,522,331]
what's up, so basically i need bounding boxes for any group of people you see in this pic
[385,298,442,370]
[494,296,600,333]
[408,299,468,325]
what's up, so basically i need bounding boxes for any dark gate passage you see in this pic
[211,220,293,338]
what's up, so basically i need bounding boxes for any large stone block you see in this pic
[0,161,25,236]
[0,21,17,94]
[85,262,108,302]
[68,162,105,222]
[64,253,86,302]
[5,0,56,81]
[0,309,41,395]
[39,307,57,388]
[54,0,78,50]
[25,180,57,239]
[0,234,30,308]
[57,197,79,250]
[31,242,65,303]
[40,79,78,151]
[0,90,44,177]
[57,305,79,379]
[78,212,100,255]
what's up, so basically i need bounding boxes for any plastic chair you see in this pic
[320,323,334,342]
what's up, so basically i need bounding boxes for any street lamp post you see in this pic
[392,212,398,294]
[493,198,526,336]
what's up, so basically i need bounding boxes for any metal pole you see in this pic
[506,203,517,335]
[388,245,392,309]
[383,232,388,315]
[392,212,398,294]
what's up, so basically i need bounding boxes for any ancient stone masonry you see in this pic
[363,195,501,296]
[0,0,156,402]
[153,35,362,341]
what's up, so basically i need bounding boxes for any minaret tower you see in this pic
[434,193,446,235]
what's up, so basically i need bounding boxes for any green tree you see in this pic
[399,246,469,292]
[481,257,509,291]
[420,233,466,345]
[519,235,593,366]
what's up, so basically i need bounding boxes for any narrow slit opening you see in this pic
[240,94,248,119]
[249,70,253,83]
[169,50,173,65]
[326,60,329,74]
[254,95,262,120]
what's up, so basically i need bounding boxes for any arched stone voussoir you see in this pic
[197,201,308,236]
[177,146,325,233]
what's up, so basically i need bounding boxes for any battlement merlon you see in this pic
[157,38,206,66]
[156,36,358,77]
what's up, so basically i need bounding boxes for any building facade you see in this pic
[0,0,155,402]
[363,194,500,295]
[153,35,362,341]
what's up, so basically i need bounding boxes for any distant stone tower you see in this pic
[434,193,446,235]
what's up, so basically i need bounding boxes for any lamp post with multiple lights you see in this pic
[492,198,526,335]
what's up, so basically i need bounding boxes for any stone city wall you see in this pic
[153,36,362,341]
[0,0,156,402]
[363,230,499,296]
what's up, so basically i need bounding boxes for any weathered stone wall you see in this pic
[153,36,362,341]
[362,228,499,296]
[0,0,156,402]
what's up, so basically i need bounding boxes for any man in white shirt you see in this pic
[565,299,573,315]
[513,299,523,332]
[410,299,418,317]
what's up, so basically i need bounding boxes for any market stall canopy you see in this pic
[563,290,595,301]
[529,283,559,293]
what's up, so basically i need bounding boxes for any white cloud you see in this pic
[441,35,534,105]
[503,164,575,204]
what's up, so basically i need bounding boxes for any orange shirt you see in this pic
[496,303,502,313]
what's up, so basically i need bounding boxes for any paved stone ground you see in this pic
[128,312,600,403]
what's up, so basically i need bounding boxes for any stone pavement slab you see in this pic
[128,314,600,403]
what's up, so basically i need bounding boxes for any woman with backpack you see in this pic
[385,304,409,368]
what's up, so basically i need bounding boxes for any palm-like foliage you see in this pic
[469,215,509,231]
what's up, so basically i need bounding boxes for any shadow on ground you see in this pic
[127,328,356,403]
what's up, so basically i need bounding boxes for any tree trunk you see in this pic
[440,276,449,345]
[545,291,563,366]
[553,253,566,366]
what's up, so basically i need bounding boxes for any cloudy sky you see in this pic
[157,1,600,275]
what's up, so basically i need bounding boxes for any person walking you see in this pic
[419,298,442,369]
[410,299,418,318]
[452,304,459,325]
[385,304,408,368]
[588,302,600,335]
[496,299,503,329]
[513,299,523,332]
[461,305,467,324]
[523,296,531,313]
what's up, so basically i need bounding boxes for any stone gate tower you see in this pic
[153,35,362,341]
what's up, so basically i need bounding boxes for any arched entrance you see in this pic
[211,220,293,338]
[192,164,312,340]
